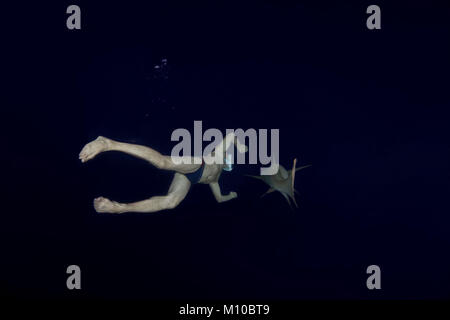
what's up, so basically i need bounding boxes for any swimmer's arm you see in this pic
[214,132,248,158]
[232,135,248,153]
[209,182,237,203]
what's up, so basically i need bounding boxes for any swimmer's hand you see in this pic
[209,183,238,203]
[234,137,248,153]
[228,191,238,200]
[237,145,248,153]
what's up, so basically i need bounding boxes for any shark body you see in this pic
[247,158,311,208]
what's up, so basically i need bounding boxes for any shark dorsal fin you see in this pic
[291,158,297,192]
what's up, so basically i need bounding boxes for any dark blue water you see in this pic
[3,1,450,299]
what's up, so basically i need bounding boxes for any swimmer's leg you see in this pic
[94,173,191,214]
[79,136,200,174]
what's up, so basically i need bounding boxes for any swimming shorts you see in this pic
[184,163,205,184]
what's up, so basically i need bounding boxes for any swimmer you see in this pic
[79,133,247,214]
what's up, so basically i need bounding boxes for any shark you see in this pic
[246,158,311,208]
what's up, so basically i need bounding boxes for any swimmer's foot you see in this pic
[79,136,111,163]
[93,197,125,214]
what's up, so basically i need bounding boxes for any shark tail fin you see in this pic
[281,192,294,209]
[291,195,299,208]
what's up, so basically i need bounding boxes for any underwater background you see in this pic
[3,1,450,299]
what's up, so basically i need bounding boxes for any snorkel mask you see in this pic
[223,153,233,171]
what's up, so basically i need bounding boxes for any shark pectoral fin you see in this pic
[295,164,312,172]
[245,174,263,180]
[261,188,275,198]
